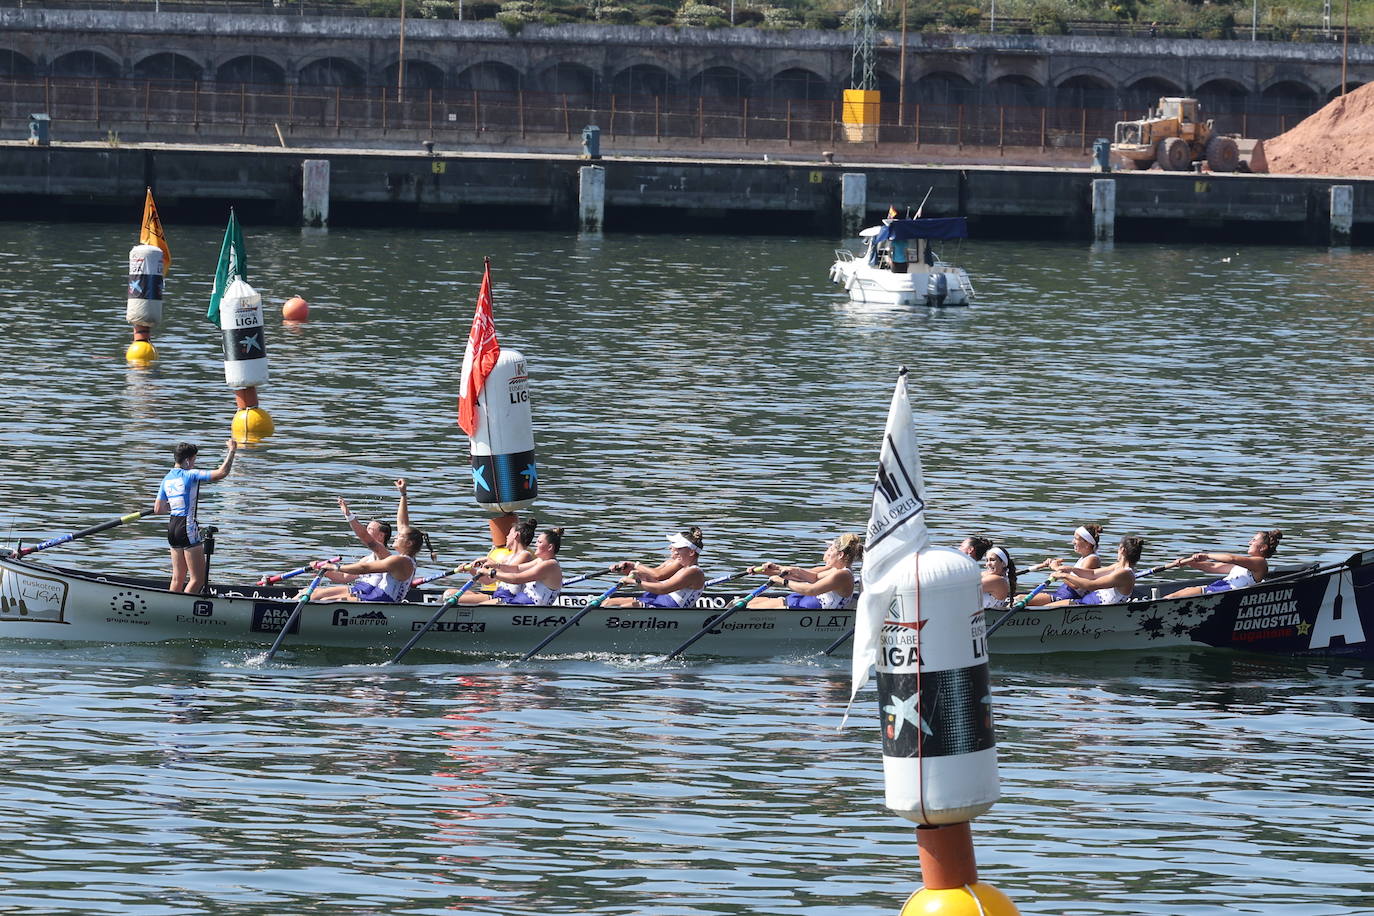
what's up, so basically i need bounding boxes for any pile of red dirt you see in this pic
[1265,81,1374,177]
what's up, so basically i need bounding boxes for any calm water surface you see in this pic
[0,224,1372,914]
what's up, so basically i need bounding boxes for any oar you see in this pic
[411,564,470,588]
[386,579,480,666]
[664,580,772,661]
[560,565,620,588]
[706,569,755,588]
[10,509,153,558]
[518,581,623,662]
[985,579,1052,637]
[261,565,330,663]
[822,625,855,656]
[257,556,342,586]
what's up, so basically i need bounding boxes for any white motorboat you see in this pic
[829,217,975,307]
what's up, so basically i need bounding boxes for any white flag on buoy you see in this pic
[847,367,930,711]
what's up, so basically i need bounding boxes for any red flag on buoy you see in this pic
[458,257,501,437]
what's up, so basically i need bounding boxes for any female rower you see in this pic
[442,516,538,599]
[959,536,994,561]
[1022,523,1103,606]
[604,528,707,609]
[459,527,565,606]
[748,533,862,609]
[1040,536,1144,608]
[980,546,1017,608]
[1165,529,1282,598]
[337,478,412,567]
[305,527,428,603]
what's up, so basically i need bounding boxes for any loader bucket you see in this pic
[1236,138,1268,174]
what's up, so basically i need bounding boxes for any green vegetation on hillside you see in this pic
[365,0,1371,41]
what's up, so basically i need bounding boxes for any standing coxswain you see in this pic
[153,439,238,595]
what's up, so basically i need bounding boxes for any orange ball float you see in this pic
[282,295,310,321]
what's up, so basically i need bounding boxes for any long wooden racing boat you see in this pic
[1,550,1370,660]
[983,550,1374,659]
[0,554,854,658]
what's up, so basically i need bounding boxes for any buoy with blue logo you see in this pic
[458,258,536,547]
[851,367,1018,916]
[208,209,273,442]
[126,189,171,365]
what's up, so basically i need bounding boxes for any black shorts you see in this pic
[167,516,203,549]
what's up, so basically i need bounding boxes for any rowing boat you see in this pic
[0,554,853,658]
[3,550,1370,660]
[984,550,1374,659]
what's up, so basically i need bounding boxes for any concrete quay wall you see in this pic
[1,141,1370,244]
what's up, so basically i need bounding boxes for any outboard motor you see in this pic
[926,271,949,307]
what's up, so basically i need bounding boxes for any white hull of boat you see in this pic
[3,552,1370,660]
[0,557,854,659]
[829,257,973,307]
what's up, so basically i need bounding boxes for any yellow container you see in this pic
[842,88,882,126]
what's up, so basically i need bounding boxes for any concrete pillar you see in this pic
[302,159,330,228]
[841,172,867,238]
[1330,185,1353,246]
[1091,178,1116,242]
[579,165,605,233]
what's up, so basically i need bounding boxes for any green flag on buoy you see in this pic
[207,209,246,326]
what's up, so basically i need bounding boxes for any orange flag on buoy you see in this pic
[140,188,171,273]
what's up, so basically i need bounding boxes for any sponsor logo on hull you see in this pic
[0,567,68,623]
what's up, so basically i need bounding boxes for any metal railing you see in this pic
[1,78,1313,148]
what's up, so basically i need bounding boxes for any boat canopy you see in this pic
[872,218,969,242]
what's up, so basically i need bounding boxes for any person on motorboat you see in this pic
[747,533,862,609]
[959,536,994,561]
[1039,536,1144,607]
[980,546,1017,609]
[1165,530,1282,598]
[604,528,707,609]
[153,439,238,594]
[1022,524,1103,606]
[461,527,565,606]
[305,527,428,603]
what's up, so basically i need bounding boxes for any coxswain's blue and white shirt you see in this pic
[157,467,213,519]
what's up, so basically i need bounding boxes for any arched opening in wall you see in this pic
[215,56,286,86]
[384,60,446,96]
[134,53,203,83]
[0,49,37,78]
[610,64,672,100]
[989,74,1044,107]
[1327,81,1364,100]
[1194,78,1248,115]
[1120,76,1184,115]
[687,66,752,99]
[914,71,974,106]
[1056,75,1112,110]
[1261,80,1319,116]
[538,63,600,102]
[299,57,366,88]
[51,50,120,80]
[455,61,521,93]
[768,68,830,101]
[875,69,900,104]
